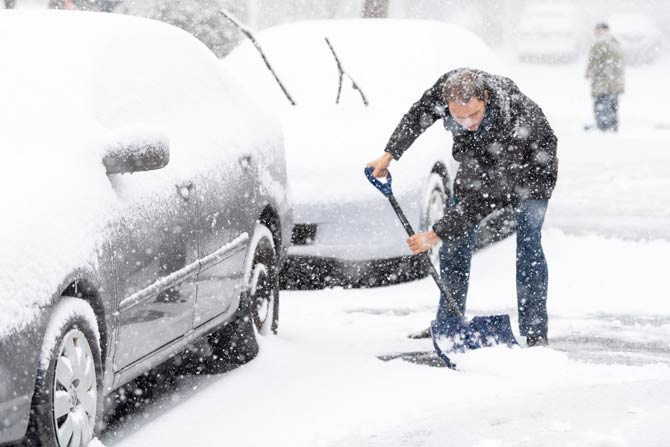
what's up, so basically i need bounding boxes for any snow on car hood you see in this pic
[0,10,281,337]
[223,18,499,206]
[281,104,447,205]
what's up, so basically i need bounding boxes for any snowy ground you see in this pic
[100,57,670,446]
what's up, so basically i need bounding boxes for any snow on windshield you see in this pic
[223,19,498,204]
[224,19,498,108]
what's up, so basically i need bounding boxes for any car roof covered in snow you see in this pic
[0,10,279,338]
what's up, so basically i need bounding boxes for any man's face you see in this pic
[449,92,487,131]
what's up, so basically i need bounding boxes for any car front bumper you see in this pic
[288,190,424,263]
[280,254,426,289]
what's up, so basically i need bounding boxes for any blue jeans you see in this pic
[594,94,619,132]
[436,199,549,337]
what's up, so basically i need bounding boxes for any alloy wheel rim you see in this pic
[52,329,97,447]
[250,263,272,335]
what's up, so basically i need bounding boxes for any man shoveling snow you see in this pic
[367,68,558,347]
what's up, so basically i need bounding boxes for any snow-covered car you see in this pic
[607,13,662,65]
[0,10,290,446]
[223,19,507,288]
[515,2,584,63]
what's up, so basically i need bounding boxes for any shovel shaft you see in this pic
[365,168,517,367]
[387,194,462,318]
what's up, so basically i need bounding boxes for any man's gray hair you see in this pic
[443,69,486,104]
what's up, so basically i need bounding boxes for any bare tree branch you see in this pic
[324,37,368,106]
[219,8,296,106]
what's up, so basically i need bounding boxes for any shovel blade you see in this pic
[431,315,518,367]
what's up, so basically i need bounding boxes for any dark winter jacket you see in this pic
[384,69,558,241]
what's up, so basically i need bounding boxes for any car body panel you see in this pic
[0,314,46,444]
[110,189,200,369]
[289,183,424,261]
[0,10,290,445]
[194,163,253,328]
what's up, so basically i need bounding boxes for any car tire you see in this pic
[208,223,279,367]
[25,297,102,447]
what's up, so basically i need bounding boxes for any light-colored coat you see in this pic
[586,36,625,96]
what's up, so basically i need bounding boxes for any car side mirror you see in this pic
[103,137,170,175]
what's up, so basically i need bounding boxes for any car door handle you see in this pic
[176,181,194,201]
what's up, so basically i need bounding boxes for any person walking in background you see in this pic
[367,69,558,347]
[586,22,625,132]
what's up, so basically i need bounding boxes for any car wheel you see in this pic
[423,173,449,272]
[208,223,278,367]
[25,297,102,447]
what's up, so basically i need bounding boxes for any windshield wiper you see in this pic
[324,37,369,107]
[219,9,296,106]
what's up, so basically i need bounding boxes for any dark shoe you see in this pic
[526,335,548,347]
[407,327,432,339]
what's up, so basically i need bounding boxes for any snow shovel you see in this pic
[364,167,518,368]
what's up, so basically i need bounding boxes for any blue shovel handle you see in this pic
[364,166,393,197]
[364,165,463,318]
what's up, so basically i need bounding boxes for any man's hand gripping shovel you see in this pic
[364,167,518,368]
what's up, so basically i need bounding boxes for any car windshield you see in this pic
[225,20,494,109]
